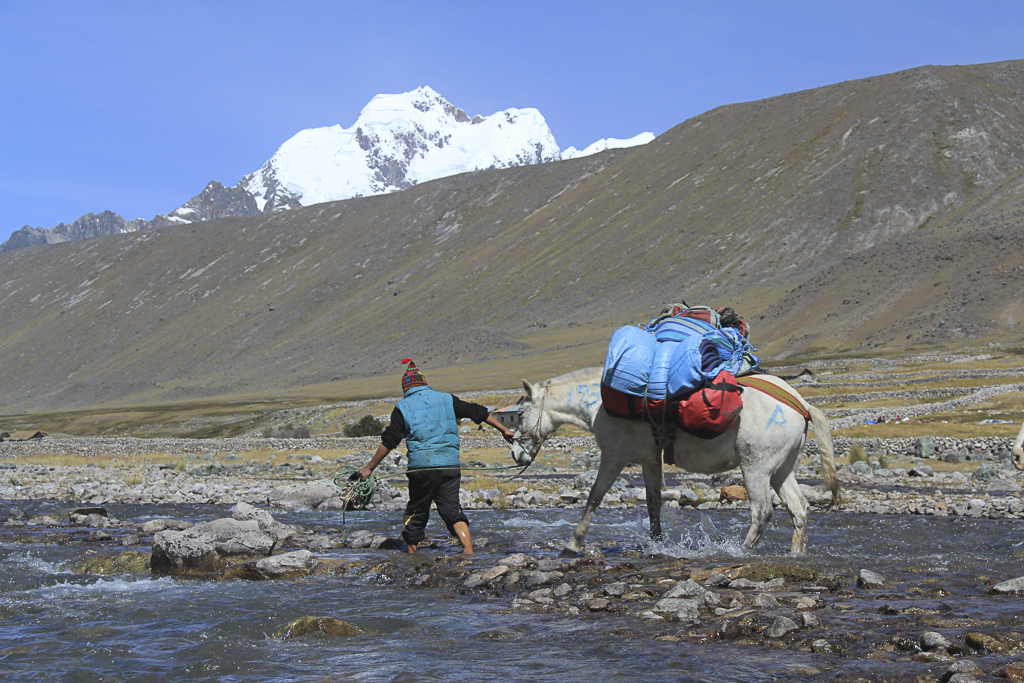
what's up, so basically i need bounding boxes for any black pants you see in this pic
[402,468,468,546]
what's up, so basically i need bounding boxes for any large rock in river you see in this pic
[224,550,319,580]
[279,616,361,639]
[231,501,301,541]
[71,550,151,575]
[152,518,277,576]
[268,483,343,511]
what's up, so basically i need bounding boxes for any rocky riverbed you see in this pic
[3,431,1024,681]
[3,494,1023,682]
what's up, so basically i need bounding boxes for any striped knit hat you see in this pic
[400,359,427,391]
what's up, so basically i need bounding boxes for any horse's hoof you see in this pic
[559,546,580,558]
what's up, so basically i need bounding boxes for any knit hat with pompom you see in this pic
[400,358,427,391]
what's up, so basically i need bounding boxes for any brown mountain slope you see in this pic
[2,60,1024,414]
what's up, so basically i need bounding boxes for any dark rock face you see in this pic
[167,181,262,223]
[1,211,148,252]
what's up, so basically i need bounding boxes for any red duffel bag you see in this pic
[674,370,743,438]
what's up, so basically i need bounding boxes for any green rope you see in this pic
[331,461,530,543]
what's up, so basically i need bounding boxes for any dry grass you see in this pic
[460,475,530,497]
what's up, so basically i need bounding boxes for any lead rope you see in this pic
[332,461,530,544]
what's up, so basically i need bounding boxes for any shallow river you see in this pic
[1,502,1022,682]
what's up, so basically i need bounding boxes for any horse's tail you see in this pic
[807,404,840,508]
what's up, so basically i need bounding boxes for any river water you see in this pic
[1,502,1022,682]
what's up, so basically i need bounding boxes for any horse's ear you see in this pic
[520,379,535,399]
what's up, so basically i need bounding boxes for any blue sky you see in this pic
[2,1,1023,243]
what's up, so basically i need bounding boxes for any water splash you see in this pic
[4,549,64,576]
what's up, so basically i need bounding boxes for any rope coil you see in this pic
[331,461,530,543]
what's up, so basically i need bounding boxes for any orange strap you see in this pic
[736,375,810,421]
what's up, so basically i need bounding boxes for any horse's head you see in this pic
[510,379,549,466]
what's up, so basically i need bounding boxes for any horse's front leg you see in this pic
[641,458,663,542]
[562,456,625,556]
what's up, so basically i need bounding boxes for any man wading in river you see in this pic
[358,359,515,554]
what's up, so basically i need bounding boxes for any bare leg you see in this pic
[563,459,625,556]
[406,543,417,554]
[453,521,473,554]
[641,459,664,542]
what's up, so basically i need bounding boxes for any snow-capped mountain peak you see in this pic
[240,86,562,213]
[4,87,653,251]
[561,132,657,160]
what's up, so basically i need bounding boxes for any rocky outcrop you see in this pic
[1,211,150,252]
[223,549,319,580]
[231,501,301,541]
[151,518,276,575]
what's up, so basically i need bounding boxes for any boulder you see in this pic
[280,616,361,639]
[849,461,874,478]
[224,550,319,580]
[857,568,887,589]
[524,571,563,588]
[768,616,800,638]
[971,463,999,482]
[801,612,823,629]
[987,576,1024,595]
[268,483,342,511]
[664,579,707,598]
[964,631,1007,653]
[498,553,535,568]
[346,529,374,548]
[921,631,952,651]
[308,535,333,551]
[939,449,964,464]
[703,571,732,587]
[152,518,277,576]
[654,597,700,615]
[603,581,628,597]
[231,501,301,541]
[71,550,151,575]
[939,660,982,683]
[914,437,935,459]
[720,485,748,501]
[463,565,510,588]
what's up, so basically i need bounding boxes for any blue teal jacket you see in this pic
[395,386,461,468]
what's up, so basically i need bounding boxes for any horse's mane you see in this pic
[540,366,602,388]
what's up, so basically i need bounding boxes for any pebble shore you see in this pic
[2,433,1022,519]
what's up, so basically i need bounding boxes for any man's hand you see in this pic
[357,465,373,480]
[501,429,515,444]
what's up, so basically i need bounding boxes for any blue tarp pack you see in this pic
[603,312,761,400]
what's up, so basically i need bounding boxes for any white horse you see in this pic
[510,367,839,555]
[1013,421,1024,470]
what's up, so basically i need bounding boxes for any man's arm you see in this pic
[483,413,515,443]
[452,395,515,443]
[358,407,404,479]
[358,443,391,480]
